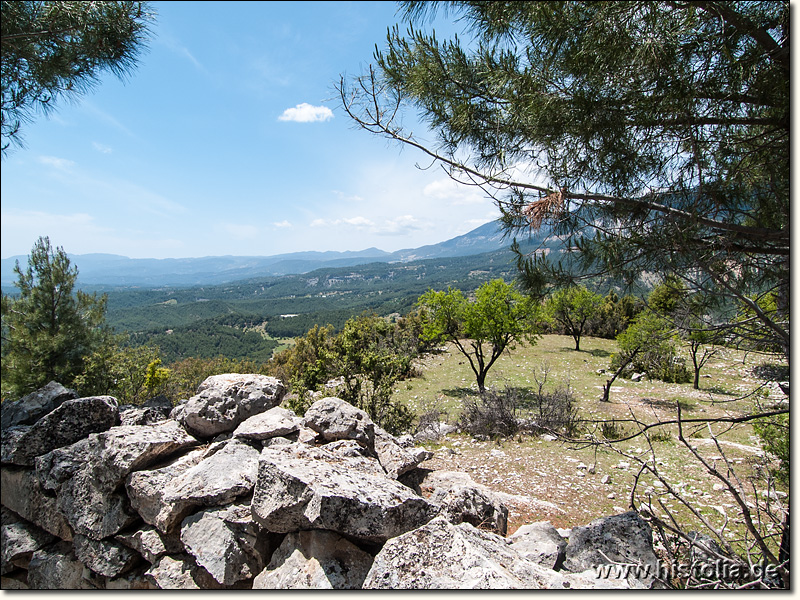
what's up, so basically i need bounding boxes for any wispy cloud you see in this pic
[273,220,292,228]
[37,156,76,171]
[308,215,425,236]
[423,177,487,205]
[92,142,113,154]
[278,103,334,123]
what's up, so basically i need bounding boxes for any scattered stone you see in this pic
[253,529,373,589]
[601,475,611,485]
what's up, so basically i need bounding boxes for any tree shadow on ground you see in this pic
[557,346,611,358]
[441,386,477,399]
[641,397,697,412]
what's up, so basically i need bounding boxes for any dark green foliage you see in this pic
[73,339,168,404]
[269,313,427,434]
[544,286,603,351]
[1,0,154,153]
[342,0,789,364]
[1,237,112,398]
[611,310,691,384]
[162,355,271,405]
[131,322,278,364]
[753,411,789,486]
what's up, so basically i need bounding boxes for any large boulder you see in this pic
[253,530,373,589]
[0,468,73,540]
[34,420,199,540]
[563,511,658,587]
[1,396,119,466]
[363,517,630,590]
[252,444,438,543]
[302,397,375,448]
[180,502,267,586]
[508,522,567,570]
[1,382,78,429]
[171,374,285,438]
[126,439,260,534]
[362,517,548,589]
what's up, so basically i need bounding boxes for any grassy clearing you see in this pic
[395,334,788,550]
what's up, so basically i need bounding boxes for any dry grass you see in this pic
[394,335,788,541]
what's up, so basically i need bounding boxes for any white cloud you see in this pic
[37,156,76,171]
[278,103,334,123]
[423,177,487,205]
[376,215,427,236]
[92,142,113,154]
[273,220,292,228]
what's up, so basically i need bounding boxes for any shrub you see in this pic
[459,387,519,439]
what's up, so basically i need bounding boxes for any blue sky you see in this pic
[1,1,497,259]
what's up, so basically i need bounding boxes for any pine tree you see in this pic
[1,237,110,398]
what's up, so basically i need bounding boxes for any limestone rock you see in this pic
[302,397,375,448]
[127,439,260,533]
[116,526,184,564]
[252,445,438,543]
[1,396,119,466]
[105,566,159,590]
[374,426,423,479]
[233,406,300,441]
[419,470,508,536]
[145,554,223,589]
[27,541,101,589]
[73,534,140,578]
[253,530,372,589]
[1,508,56,574]
[0,467,73,540]
[34,420,199,540]
[0,381,78,429]
[363,517,547,589]
[508,522,567,570]
[564,511,658,587]
[172,374,286,438]
[119,405,171,426]
[180,502,266,586]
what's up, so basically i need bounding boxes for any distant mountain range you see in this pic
[2,221,534,289]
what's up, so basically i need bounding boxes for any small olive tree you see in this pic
[417,279,539,393]
[544,285,603,351]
